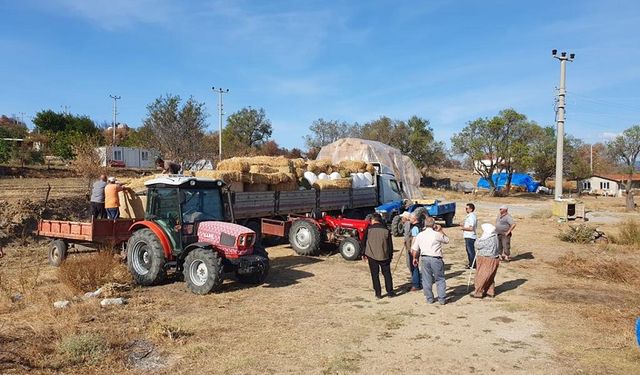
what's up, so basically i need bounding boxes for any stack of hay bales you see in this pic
[122,174,165,193]
[195,156,299,192]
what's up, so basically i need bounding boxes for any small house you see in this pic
[579,175,623,196]
[96,146,159,169]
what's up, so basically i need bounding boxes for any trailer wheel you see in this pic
[391,215,404,237]
[48,239,68,267]
[183,248,223,294]
[339,237,362,261]
[127,229,166,286]
[237,246,270,284]
[289,220,321,256]
[444,212,455,227]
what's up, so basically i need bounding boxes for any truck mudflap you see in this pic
[226,254,269,275]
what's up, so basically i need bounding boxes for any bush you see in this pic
[557,224,598,244]
[610,220,640,248]
[57,251,131,293]
[59,333,108,364]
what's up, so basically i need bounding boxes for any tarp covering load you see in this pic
[477,173,540,193]
[316,138,423,199]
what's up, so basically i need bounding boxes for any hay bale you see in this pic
[294,168,306,179]
[366,163,376,174]
[291,158,307,169]
[217,157,250,173]
[338,160,367,173]
[312,178,352,190]
[249,172,294,185]
[307,159,334,174]
[195,170,243,182]
[245,156,291,167]
[124,174,164,193]
[250,165,279,174]
[270,181,299,191]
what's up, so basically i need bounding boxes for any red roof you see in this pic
[596,174,640,182]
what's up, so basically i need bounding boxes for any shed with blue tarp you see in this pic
[477,173,540,192]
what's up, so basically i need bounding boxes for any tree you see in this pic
[529,126,585,187]
[304,119,361,150]
[223,107,272,154]
[451,109,537,195]
[32,110,101,159]
[607,125,640,210]
[142,94,208,169]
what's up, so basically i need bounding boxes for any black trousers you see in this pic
[90,202,106,220]
[367,257,394,296]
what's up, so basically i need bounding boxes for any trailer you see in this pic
[37,219,137,266]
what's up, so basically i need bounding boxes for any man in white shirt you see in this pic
[461,203,478,269]
[411,217,450,305]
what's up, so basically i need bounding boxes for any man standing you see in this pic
[411,217,450,305]
[461,203,477,269]
[155,157,181,174]
[495,205,516,261]
[104,177,126,220]
[406,212,422,291]
[90,174,108,220]
[363,213,395,299]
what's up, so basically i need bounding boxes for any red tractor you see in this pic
[264,214,370,261]
[126,177,269,294]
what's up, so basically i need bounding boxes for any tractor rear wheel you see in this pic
[127,229,166,286]
[338,237,362,261]
[183,248,223,294]
[391,215,404,237]
[48,239,68,267]
[444,212,455,227]
[289,220,321,256]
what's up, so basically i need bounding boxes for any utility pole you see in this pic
[551,49,575,200]
[590,143,593,174]
[109,95,121,146]
[212,86,229,162]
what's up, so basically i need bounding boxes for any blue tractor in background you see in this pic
[375,199,457,237]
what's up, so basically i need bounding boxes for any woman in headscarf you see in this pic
[471,223,500,298]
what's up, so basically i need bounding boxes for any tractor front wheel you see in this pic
[183,248,223,294]
[339,237,362,261]
[127,229,167,286]
[391,215,404,237]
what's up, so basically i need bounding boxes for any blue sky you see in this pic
[1,0,639,149]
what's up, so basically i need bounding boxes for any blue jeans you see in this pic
[106,208,120,220]
[406,251,422,289]
[420,256,446,303]
[464,238,476,267]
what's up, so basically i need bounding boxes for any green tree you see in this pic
[304,119,361,150]
[32,110,101,159]
[607,125,640,210]
[142,94,208,168]
[223,107,272,152]
[0,139,10,163]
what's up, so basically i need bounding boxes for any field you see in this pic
[1,169,639,374]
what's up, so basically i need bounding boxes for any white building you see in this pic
[578,175,621,196]
[96,146,159,169]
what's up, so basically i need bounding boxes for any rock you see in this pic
[83,287,103,299]
[100,297,126,307]
[54,300,71,309]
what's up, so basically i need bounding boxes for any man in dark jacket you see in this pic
[363,213,395,299]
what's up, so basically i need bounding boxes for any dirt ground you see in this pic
[1,173,639,374]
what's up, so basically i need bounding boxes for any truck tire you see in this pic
[237,246,270,284]
[289,220,321,256]
[127,229,167,286]
[391,215,404,237]
[444,212,455,227]
[183,248,223,294]
[48,239,68,267]
[338,237,362,261]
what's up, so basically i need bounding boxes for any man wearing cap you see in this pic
[104,177,126,220]
[495,205,516,261]
[406,212,422,291]
[411,216,449,305]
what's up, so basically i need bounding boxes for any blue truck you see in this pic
[375,199,457,237]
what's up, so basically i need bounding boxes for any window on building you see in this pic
[113,150,123,161]
[600,181,610,190]
[583,181,591,190]
[141,151,149,161]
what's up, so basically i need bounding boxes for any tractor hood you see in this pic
[197,221,256,258]
[375,200,402,213]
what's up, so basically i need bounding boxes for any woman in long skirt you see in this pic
[471,223,500,298]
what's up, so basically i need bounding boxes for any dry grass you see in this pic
[610,220,640,248]
[554,251,640,284]
[58,332,109,365]
[556,224,598,244]
[57,251,131,293]
[529,208,552,219]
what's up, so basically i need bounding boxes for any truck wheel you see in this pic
[48,239,68,267]
[338,237,362,261]
[183,248,223,294]
[289,220,321,256]
[391,215,404,237]
[127,229,167,286]
[237,246,270,284]
[444,212,455,227]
